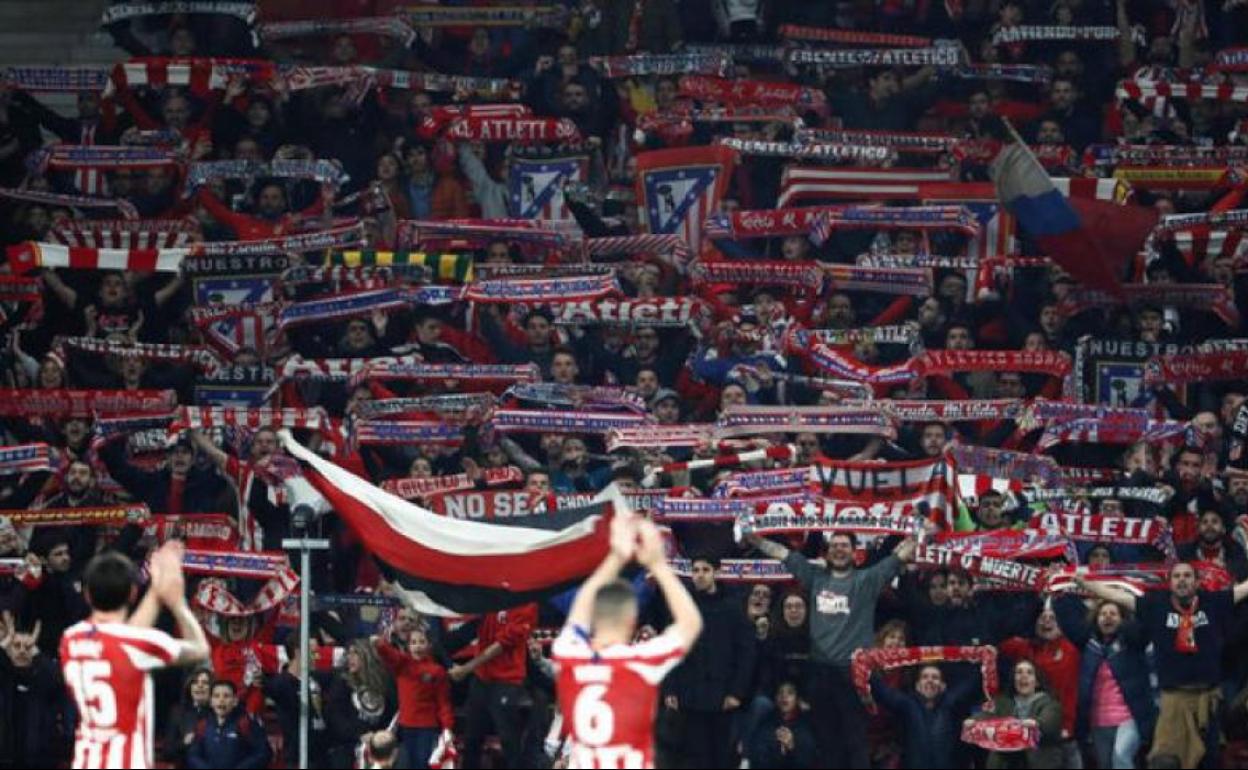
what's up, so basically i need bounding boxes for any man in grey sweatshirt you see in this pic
[744,528,917,769]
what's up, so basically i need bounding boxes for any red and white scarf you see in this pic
[0,388,176,417]
[0,186,138,219]
[1144,349,1248,386]
[259,15,416,47]
[6,242,187,274]
[993,25,1130,45]
[590,53,732,78]
[678,76,828,113]
[442,117,581,144]
[852,646,999,714]
[717,137,895,163]
[605,425,714,451]
[52,217,200,249]
[913,545,1048,590]
[380,467,523,500]
[194,569,300,617]
[962,718,1039,752]
[60,337,222,374]
[1118,78,1248,103]
[778,25,932,47]
[715,405,897,440]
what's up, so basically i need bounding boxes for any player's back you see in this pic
[552,626,687,770]
[59,621,183,770]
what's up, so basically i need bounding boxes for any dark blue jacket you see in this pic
[187,706,271,769]
[1053,594,1157,740]
[869,672,982,770]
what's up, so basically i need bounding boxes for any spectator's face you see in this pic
[945,327,972,350]
[1192,411,1220,442]
[376,154,401,182]
[1035,609,1061,640]
[1229,476,1248,507]
[880,628,905,648]
[63,419,90,446]
[252,430,278,461]
[1039,305,1063,336]
[655,79,678,108]
[190,671,212,705]
[915,666,945,700]
[525,315,551,348]
[332,36,357,64]
[409,458,433,478]
[416,318,443,345]
[245,100,270,128]
[1023,332,1048,352]
[562,84,590,113]
[928,574,948,605]
[0,526,19,555]
[1221,392,1246,426]
[346,646,362,674]
[995,373,1025,399]
[826,535,854,571]
[826,294,854,328]
[122,357,145,383]
[1036,120,1065,145]
[1148,37,1173,65]
[469,28,491,57]
[1169,563,1198,599]
[775,683,799,714]
[1095,602,1122,636]
[748,584,772,618]
[720,385,747,411]
[917,297,944,329]
[1055,51,1082,78]
[782,595,806,627]
[1198,512,1225,544]
[968,92,990,120]
[690,560,716,593]
[169,445,194,474]
[258,185,287,217]
[781,236,809,260]
[210,685,237,718]
[1176,451,1202,487]
[635,369,659,398]
[345,320,373,349]
[38,360,65,389]
[525,473,551,494]
[1013,661,1038,696]
[562,439,588,467]
[486,242,512,264]
[48,543,72,573]
[551,353,579,384]
[633,328,659,357]
[870,71,900,100]
[795,433,820,463]
[406,146,429,174]
[947,573,970,605]
[1088,547,1112,566]
[408,630,431,658]
[977,495,1005,528]
[1050,81,1077,111]
[161,96,191,130]
[540,434,564,460]
[234,138,262,162]
[920,425,946,457]
[170,27,196,56]
[557,45,578,69]
[100,273,127,305]
[8,635,35,668]
[65,462,94,496]
[655,398,680,424]
[939,274,967,304]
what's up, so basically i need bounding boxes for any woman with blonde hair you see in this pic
[326,639,397,768]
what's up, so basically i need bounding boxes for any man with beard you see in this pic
[1178,510,1248,581]
[30,460,106,567]
[191,427,290,551]
[1080,563,1248,768]
[101,435,229,514]
[744,529,917,768]
[196,180,326,241]
[1166,447,1215,547]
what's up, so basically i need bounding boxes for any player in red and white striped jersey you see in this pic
[59,541,211,769]
[552,514,703,769]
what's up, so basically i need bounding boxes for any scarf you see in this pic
[1060,283,1241,328]
[1117,79,1248,103]
[193,224,365,256]
[796,128,959,154]
[1112,166,1232,190]
[685,44,788,65]
[380,467,523,500]
[60,336,222,373]
[52,217,200,249]
[852,646,998,714]
[0,505,150,527]
[941,63,1053,83]
[705,205,977,241]
[1144,349,1248,386]
[691,260,823,290]
[590,53,731,78]
[669,557,798,581]
[715,467,811,497]
[329,251,474,282]
[678,76,828,113]
[743,499,929,537]
[644,445,794,487]
[801,325,922,347]
[442,116,581,144]
[259,15,416,47]
[1044,563,1232,595]
[1085,143,1248,167]
[0,444,54,475]
[181,549,289,579]
[788,46,960,68]
[1172,595,1200,654]
[605,425,714,451]
[992,25,1132,45]
[402,4,568,28]
[194,568,300,617]
[141,513,239,549]
[279,265,428,292]
[0,186,138,219]
[946,445,1059,486]
[1037,417,1193,451]
[487,409,652,435]
[399,218,576,249]
[105,57,272,98]
[35,145,182,171]
[934,529,1074,561]
[716,137,895,163]
[3,66,108,91]
[778,25,932,47]
[1214,47,1248,71]
[584,234,692,267]
[714,405,897,439]
[506,383,647,413]
[550,297,707,327]
[101,2,257,26]
[961,718,1040,752]
[276,288,418,330]
[169,406,329,435]
[184,159,348,193]
[6,242,187,274]
[463,274,619,304]
[913,545,1048,590]
[0,388,176,417]
[1029,511,1173,549]
[844,399,1023,423]
[352,421,464,446]
[353,394,497,421]
[350,361,540,388]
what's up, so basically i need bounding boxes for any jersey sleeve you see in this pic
[550,624,592,664]
[617,628,687,686]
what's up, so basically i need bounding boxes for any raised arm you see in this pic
[1234,577,1248,604]
[563,512,635,632]
[151,541,211,664]
[636,519,702,649]
[1075,574,1138,612]
[744,531,790,561]
[189,429,229,472]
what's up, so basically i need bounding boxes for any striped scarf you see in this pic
[280,265,433,291]
[52,217,200,249]
[193,224,365,255]
[442,116,581,144]
[36,145,183,171]
[678,76,828,112]
[1117,78,1248,103]
[506,383,647,413]
[1060,283,1241,328]
[276,288,415,331]
[488,409,653,435]
[352,421,464,446]
[59,336,222,373]
[715,405,897,439]
[259,15,416,47]
[962,719,1040,752]
[381,467,523,500]
[796,128,959,154]
[402,4,568,28]
[788,46,960,67]
[3,66,108,91]
[399,218,576,249]
[463,274,620,304]
[0,388,176,417]
[852,646,998,714]
[691,260,823,290]
[941,63,1053,83]
[1144,349,1248,386]
[1214,47,1248,71]
[0,505,150,527]
[716,137,895,163]
[353,394,498,421]
[0,444,54,475]
[101,2,257,26]
[169,406,329,435]
[584,234,692,270]
[992,25,1133,45]
[193,567,299,617]
[946,444,1059,485]
[104,57,272,98]
[605,425,713,451]
[590,53,731,78]
[329,250,474,282]
[842,399,1022,423]
[6,242,187,274]
[550,297,708,327]
[1037,417,1193,451]
[351,361,540,387]
[184,159,348,193]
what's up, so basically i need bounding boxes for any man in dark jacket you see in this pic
[661,556,755,769]
[0,618,71,768]
[1177,510,1248,581]
[187,680,271,769]
[101,435,229,514]
[868,665,983,769]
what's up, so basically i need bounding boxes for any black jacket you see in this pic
[0,653,70,767]
[101,441,228,514]
[746,708,818,769]
[663,585,756,711]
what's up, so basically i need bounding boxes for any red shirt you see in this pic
[476,603,537,685]
[375,641,454,730]
[60,621,187,769]
[1000,636,1080,736]
[552,625,687,769]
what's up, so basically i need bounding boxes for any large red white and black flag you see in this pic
[281,433,617,615]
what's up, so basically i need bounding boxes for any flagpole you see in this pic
[284,503,330,770]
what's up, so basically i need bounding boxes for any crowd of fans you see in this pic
[1,0,1248,768]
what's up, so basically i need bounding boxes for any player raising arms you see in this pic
[551,514,704,769]
[60,541,211,769]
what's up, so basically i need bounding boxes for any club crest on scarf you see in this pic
[636,146,735,253]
